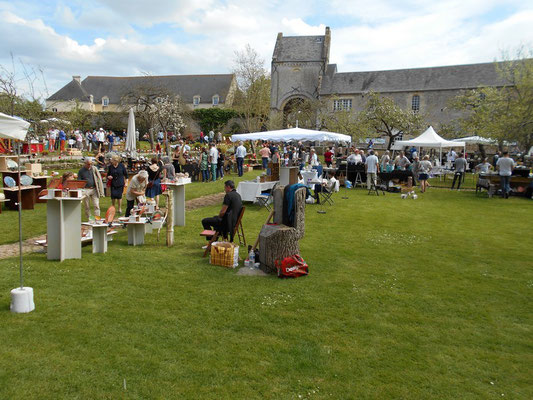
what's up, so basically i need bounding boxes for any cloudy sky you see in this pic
[0,0,532,101]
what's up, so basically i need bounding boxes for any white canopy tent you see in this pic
[230,127,352,143]
[392,126,465,164]
[0,112,34,313]
[452,136,496,145]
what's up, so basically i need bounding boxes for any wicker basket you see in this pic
[210,242,239,268]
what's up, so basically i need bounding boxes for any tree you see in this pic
[354,92,425,149]
[232,45,271,132]
[148,95,186,156]
[450,54,533,151]
[192,108,238,133]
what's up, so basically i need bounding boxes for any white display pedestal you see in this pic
[166,179,190,227]
[124,218,147,246]
[43,196,82,261]
[10,287,35,313]
[82,223,108,253]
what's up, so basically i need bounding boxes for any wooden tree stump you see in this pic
[259,186,306,274]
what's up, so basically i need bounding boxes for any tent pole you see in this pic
[16,141,24,289]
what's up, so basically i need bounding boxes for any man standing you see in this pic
[451,153,467,190]
[496,151,515,198]
[365,150,379,189]
[235,141,247,177]
[107,131,115,152]
[397,151,411,170]
[97,128,105,151]
[209,143,219,181]
[78,158,104,219]
[202,180,242,241]
[58,129,66,153]
[447,148,457,165]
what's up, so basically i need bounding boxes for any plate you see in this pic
[20,175,33,186]
[6,159,18,171]
[3,176,16,188]
[105,206,116,223]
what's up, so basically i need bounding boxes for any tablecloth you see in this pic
[236,180,278,202]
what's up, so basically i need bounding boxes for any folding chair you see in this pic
[255,182,278,211]
[318,180,339,205]
[200,207,246,257]
[368,175,386,196]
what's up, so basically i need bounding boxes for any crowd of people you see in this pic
[46,127,129,153]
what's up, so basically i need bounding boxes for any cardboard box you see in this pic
[25,163,42,176]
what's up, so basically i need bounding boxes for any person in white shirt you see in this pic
[313,171,337,204]
[309,148,319,166]
[209,143,219,181]
[447,149,457,164]
[365,150,379,189]
[235,141,247,176]
[475,158,493,174]
[397,151,411,170]
[418,155,433,193]
[496,151,515,198]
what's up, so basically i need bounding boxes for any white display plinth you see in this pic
[123,218,147,246]
[10,287,35,313]
[82,223,108,253]
[165,179,190,227]
[43,196,82,261]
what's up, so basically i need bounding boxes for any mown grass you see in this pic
[0,187,532,399]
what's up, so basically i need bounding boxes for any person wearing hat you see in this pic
[78,158,104,219]
[145,157,163,207]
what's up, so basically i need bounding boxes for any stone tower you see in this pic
[270,27,331,122]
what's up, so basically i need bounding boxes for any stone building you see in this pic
[46,74,237,113]
[271,27,508,131]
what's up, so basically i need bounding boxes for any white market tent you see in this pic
[452,136,496,145]
[392,126,465,164]
[230,127,352,143]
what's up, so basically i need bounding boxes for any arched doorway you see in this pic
[283,97,317,129]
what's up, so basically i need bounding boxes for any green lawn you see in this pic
[0,187,532,399]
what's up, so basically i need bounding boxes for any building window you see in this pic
[411,95,420,112]
[52,108,58,112]
[333,99,352,111]
[212,95,219,106]
[102,97,109,107]
[193,96,200,106]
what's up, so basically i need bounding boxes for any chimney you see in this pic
[73,75,81,84]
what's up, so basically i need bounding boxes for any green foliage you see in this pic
[93,111,128,132]
[191,108,238,133]
[450,56,533,150]
[64,101,92,131]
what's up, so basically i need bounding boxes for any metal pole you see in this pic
[16,141,24,289]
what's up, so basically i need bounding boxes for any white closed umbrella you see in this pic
[126,108,136,153]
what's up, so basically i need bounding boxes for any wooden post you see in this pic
[166,192,174,247]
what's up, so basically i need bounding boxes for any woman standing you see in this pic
[107,155,128,213]
[172,145,181,174]
[146,157,163,207]
[217,147,225,180]
[418,155,432,193]
[200,147,209,182]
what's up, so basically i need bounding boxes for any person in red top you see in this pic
[258,143,271,169]
[56,172,75,190]
[324,147,334,167]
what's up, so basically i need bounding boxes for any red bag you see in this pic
[275,255,308,278]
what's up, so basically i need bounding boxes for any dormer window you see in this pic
[102,96,109,107]
[212,95,219,106]
[193,96,201,106]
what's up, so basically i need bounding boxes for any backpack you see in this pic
[276,255,309,278]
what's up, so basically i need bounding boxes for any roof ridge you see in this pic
[84,74,234,79]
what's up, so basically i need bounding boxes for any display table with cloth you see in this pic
[41,195,82,261]
[480,173,533,197]
[236,180,278,202]
[300,170,318,187]
[165,178,191,226]
[379,170,414,185]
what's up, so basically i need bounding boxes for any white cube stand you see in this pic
[44,196,82,261]
[166,179,190,227]
[83,223,108,253]
[124,218,147,246]
[10,287,35,313]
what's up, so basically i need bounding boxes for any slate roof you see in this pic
[320,62,511,95]
[273,35,327,62]
[47,74,235,104]
[47,79,90,102]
